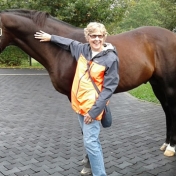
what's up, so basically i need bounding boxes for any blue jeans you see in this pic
[78,114,107,176]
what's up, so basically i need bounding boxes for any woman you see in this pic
[34,22,119,176]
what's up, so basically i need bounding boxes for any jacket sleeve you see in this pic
[88,53,119,119]
[50,35,84,61]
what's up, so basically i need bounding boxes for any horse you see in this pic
[0,9,176,157]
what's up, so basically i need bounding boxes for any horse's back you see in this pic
[108,26,175,49]
[107,26,176,93]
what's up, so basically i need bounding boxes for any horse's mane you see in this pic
[0,9,78,29]
[1,9,49,27]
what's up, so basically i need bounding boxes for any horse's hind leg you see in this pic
[163,85,176,156]
[151,76,176,156]
[150,81,171,151]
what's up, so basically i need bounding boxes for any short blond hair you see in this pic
[84,22,108,41]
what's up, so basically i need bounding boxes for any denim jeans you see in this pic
[78,114,107,176]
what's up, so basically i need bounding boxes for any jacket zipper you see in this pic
[75,63,94,97]
[76,69,87,97]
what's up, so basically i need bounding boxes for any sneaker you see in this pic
[80,166,92,175]
[81,155,89,165]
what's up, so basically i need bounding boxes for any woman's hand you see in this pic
[34,30,51,42]
[84,113,94,124]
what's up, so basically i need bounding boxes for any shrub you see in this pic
[0,46,28,66]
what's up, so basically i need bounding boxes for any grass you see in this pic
[128,82,159,104]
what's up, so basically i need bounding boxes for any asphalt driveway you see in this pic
[0,68,175,176]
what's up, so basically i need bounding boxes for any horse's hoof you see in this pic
[164,150,175,157]
[164,144,175,157]
[160,143,168,151]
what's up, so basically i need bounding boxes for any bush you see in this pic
[0,46,28,66]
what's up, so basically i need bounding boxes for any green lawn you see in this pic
[128,83,159,104]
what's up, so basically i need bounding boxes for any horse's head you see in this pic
[0,11,12,52]
[0,9,51,53]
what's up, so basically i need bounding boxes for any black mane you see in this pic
[0,9,78,28]
[0,9,49,27]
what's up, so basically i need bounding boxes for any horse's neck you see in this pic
[9,17,84,69]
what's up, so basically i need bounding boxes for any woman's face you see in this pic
[88,29,105,52]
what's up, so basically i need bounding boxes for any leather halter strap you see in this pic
[0,16,2,36]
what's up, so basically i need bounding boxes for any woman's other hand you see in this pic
[84,113,94,124]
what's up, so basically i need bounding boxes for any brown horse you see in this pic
[0,9,176,156]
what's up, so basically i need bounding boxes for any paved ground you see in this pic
[0,68,175,176]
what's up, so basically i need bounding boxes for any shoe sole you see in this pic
[80,173,92,176]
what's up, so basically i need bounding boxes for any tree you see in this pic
[158,0,176,30]
[116,0,165,33]
[0,0,127,32]
[57,0,127,28]
[1,0,175,33]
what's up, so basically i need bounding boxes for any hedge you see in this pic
[0,46,28,66]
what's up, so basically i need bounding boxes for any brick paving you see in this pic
[0,68,175,176]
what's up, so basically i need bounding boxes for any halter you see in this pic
[0,16,2,37]
[0,16,2,52]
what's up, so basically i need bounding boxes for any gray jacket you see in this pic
[51,35,119,119]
